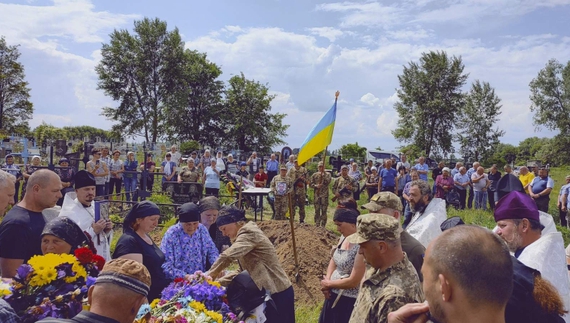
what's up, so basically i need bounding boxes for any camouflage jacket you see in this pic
[349,254,424,323]
[310,171,332,199]
[287,166,308,193]
[332,175,357,198]
[270,174,292,197]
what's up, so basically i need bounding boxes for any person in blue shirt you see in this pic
[123,152,139,202]
[379,159,398,193]
[529,168,555,213]
[557,175,570,228]
[466,162,480,209]
[413,157,429,182]
[266,154,279,188]
[453,167,470,210]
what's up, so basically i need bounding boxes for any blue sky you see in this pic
[1,0,569,153]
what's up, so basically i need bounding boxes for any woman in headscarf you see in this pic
[209,206,295,323]
[318,202,365,323]
[41,217,91,255]
[199,196,230,253]
[56,157,75,206]
[160,153,177,186]
[21,155,42,198]
[160,202,219,280]
[113,201,170,301]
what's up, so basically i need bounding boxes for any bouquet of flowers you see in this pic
[136,271,242,323]
[0,248,105,323]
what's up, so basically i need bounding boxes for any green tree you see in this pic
[179,140,200,154]
[458,80,505,163]
[517,137,548,162]
[529,59,570,134]
[96,18,185,143]
[223,73,288,152]
[338,142,367,161]
[0,36,33,134]
[165,50,225,146]
[486,143,518,167]
[33,123,69,146]
[534,135,569,166]
[393,50,468,157]
[63,125,121,142]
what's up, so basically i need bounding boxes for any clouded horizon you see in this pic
[1,0,568,154]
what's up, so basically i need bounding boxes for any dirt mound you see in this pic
[257,221,339,306]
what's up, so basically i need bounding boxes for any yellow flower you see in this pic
[207,280,221,288]
[150,299,160,309]
[205,310,222,323]
[64,262,87,283]
[189,301,206,313]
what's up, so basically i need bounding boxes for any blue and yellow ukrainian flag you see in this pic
[296,94,338,165]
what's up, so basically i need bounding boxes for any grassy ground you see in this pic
[105,167,570,322]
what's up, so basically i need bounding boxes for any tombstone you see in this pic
[163,182,203,204]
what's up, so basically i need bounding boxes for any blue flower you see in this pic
[86,276,97,288]
[15,264,32,280]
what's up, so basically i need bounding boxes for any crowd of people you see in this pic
[1,150,570,323]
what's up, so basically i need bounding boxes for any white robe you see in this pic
[59,192,113,260]
[518,231,570,322]
[405,198,447,248]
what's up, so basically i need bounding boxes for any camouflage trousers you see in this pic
[291,190,306,223]
[274,196,288,220]
[314,196,329,227]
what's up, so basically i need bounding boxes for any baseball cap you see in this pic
[240,161,247,166]
[346,213,401,244]
[361,192,402,212]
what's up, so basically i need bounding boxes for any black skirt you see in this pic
[318,291,357,323]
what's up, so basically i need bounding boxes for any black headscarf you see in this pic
[216,206,247,227]
[178,202,201,223]
[123,201,161,233]
[42,217,90,253]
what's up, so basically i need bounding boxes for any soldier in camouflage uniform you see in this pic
[310,161,331,227]
[270,165,292,220]
[347,213,424,323]
[287,159,308,223]
[332,165,357,201]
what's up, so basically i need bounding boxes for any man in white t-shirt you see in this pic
[169,145,182,166]
[472,166,490,210]
[396,154,411,173]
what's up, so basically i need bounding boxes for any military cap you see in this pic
[318,161,324,167]
[347,213,401,244]
[341,165,349,170]
[280,165,287,170]
[361,192,402,212]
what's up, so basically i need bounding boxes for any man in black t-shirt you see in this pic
[0,169,62,277]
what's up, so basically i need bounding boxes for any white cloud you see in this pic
[360,93,380,106]
[307,27,344,42]
[315,2,405,29]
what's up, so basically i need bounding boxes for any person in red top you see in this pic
[254,165,268,188]
[254,166,268,211]
[435,167,454,199]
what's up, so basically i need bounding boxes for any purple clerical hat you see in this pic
[494,191,539,222]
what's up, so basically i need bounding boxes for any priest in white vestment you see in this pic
[494,191,570,323]
[405,180,447,247]
[59,170,113,260]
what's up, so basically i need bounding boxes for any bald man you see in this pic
[0,169,62,277]
[388,225,513,323]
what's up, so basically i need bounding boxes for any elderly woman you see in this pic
[319,205,365,323]
[435,167,454,199]
[160,153,177,187]
[203,158,220,197]
[199,196,230,253]
[41,217,91,255]
[177,158,201,183]
[209,206,295,323]
[365,166,379,199]
[56,157,75,206]
[113,201,170,301]
[160,202,219,280]
[348,162,362,201]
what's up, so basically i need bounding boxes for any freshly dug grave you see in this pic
[257,221,339,306]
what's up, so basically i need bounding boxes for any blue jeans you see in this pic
[474,190,487,210]
[124,177,138,201]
